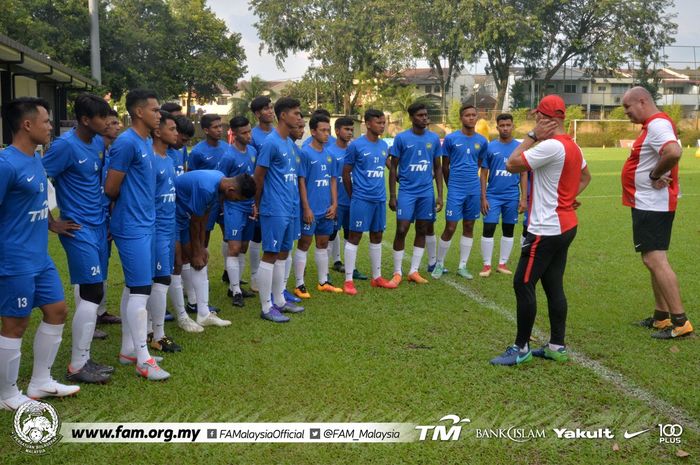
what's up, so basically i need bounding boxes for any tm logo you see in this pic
[28,200,49,222]
[416,414,471,441]
[409,160,430,172]
[367,170,384,178]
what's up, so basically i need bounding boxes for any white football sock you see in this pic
[437,238,452,266]
[226,256,241,294]
[147,283,168,341]
[191,267,210,318]
[425,234,437,266]
[481,237,494,266]
[315,248,328,285]
[97,281,108,316]
[459,236,473,267]
[499,236,514,265]
[119,286,133,356]
[249,241,261,278]
[369,242,382,279]
[221,241,228,260]
[125,293,150,364]
[31,321,64,385]
[181,263,196,305]
[285,255,293,285]
[168,274,187,319]
[294,249,307,287]
[273,259,286,307]
[237,253,247,284]
[409,246,424,274]
[330,235,342,262]
[0,335,22,400]
[70,297,98,370]
[393,249,404,275]
[344,242,358,282]
[257,261,274,313]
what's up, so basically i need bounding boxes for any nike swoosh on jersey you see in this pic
[623,429,650,439]
[159,170,165,174]
[455,143,464,147]
[237,163,245,168]
[141,153,148,158]
[26,175,35,182]
[78,158,88,164]
[205,156,213,160]
[407,144,415,148]
[363,152,371,156]
[310,160,319,164]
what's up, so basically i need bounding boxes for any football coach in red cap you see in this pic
[490,94,592,366]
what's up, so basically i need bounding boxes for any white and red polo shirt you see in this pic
[621,113,680,212]
[522,135,586,236]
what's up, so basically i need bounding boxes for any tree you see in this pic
[405,0,480,121]
[229,75,276,121]
[280,69,339,114]
[250,0,411,114]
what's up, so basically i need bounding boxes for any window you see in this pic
[216,96,228,105]
[564,84,577,93]
[611,84,630,94]
[582,86,588,93]
[597,85,607,92]
[424,85,432,93]
[665,86,684,94]
[434,85,441,94]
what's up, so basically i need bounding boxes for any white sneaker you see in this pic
[0,391,32,411]
[27,378,80,399]
[119,353,163,365]
[135,358,170,381]
[197,312,231,327]
[177,316,204,333]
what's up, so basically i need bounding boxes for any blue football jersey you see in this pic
[251,126,272,152]
[153,153,177,235]
[344,135,389,202]
[390,129,442,197]
[188,140,230,171]
[108,128,156,237]
[442,131,488,195]
[481,139,521,200]
[256,130,299,217]
[0,146,52,275]
[166,147,185,176]
[299,144,335,216]
[42,129,106,226]
[327,142,350,207]
[174,170,224,231]
[217,144,256,213]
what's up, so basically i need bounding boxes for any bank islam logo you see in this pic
[416,414,471,441]
[12,400,61,454]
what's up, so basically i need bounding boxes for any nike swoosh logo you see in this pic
[363,152,371,156]
[159,170,165,174]
[455,144,464,147]
[205,156,213,160]
[407,144,415,148]
[282,152,288,157]
[623,429,650,439]
[40,388,59,395]
[493,152,500,155]
[26,175,35,182]
[78,158,88,164]
[237,163,245,168]
[310,160,319,164]
[141,153,148,158]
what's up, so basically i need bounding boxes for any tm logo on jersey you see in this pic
[160,188,176,203]
[494,170,512,177]
[367,169,384,178]
[284,173,298,183]
[409,160,430,172]
[315,175,332,187]
[28,200,50,222]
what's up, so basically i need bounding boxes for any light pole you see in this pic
[88,0,101,84]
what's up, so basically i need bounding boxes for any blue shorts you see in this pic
[301,216,335,237]
[260,215,295,253]
[114,234,154,287]
[293,209,301,240]
[483,196,519,224]
[153,235,175,278]
[59,222,109,285]
[224,205,254,242]
[0,260,64,317]
[397,193,435,222]
[445,192,480,222]
[335,204,350,233]
[350,198,386,232]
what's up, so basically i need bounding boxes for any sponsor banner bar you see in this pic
[61,422,416,443]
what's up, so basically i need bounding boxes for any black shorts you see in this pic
[631,208,675,253]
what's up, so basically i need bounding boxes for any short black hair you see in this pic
[229,116,250,130]
[235,173,256,199]
[1,97,51,134]
[496,113,513,123]
[158,110,177,127]
[312,108,331,118]
[126,89,158,117]
[407,102,427,117]
[161,102,182,113]
[74,93,111,122]
[250,96,272,113]
[335,116,354,129]
[459,103,476,116]
[274,97,301,120]
[108,109,119,118]
[309,114,330,130]
[174,115,195,137]
[364,108,383,122]
[200,113,221,129]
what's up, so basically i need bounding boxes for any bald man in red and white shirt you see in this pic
[621,86,693,339]
[490,95,591,366]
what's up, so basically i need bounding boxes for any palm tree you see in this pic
[228,75,276,122]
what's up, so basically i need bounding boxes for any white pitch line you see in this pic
[381,242,699,431]
[578,193,699,199]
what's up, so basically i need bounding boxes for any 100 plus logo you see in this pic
[658,424,683,444]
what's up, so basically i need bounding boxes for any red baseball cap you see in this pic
[536,95,566,119]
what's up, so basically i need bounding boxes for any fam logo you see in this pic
[416,414,471,441]
[12,400,61,454]
[327,156,332,164]
[475,143,481,150]
[426,143,433,150]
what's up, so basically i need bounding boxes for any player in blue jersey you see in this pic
[219,116,257,307]
[431,104,488,280]
[479,113,527,277]
[167,115,193,177]
[253,97,306,323]
[189,114,229,171]
[293,114,343,298]
[175,170,255,324]
[0,98,80,410]
[42,93,115,384]
[147,111,185,352]
[388,102,444,286]
[342,109,397,295]
[302,108,337,149]
[104,89,170,381]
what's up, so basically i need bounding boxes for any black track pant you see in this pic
[514,226,577,348]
